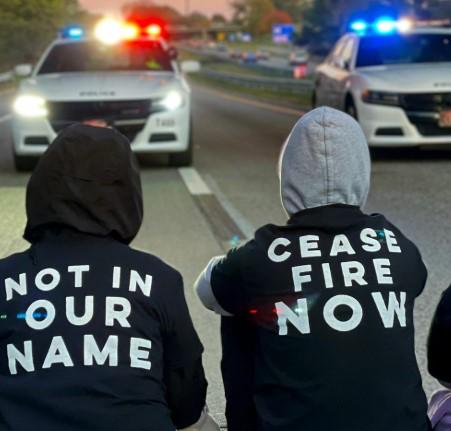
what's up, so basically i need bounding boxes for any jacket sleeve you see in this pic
[195,245,253,317]
[164,358,208,429]
[428,284,451,383]
[161,272,207,429]
[195,255,232,316]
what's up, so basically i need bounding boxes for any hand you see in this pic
[179,406,220,431]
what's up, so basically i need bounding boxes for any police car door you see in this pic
[328,36,354,109]
[315,37,346,108]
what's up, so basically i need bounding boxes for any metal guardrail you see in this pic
[0,71,13,83]
[180,45,297,78]
[200,68,314,95]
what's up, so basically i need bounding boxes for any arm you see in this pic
[161,273,213,429]
[164,358,208,429]
[428,285,451,383]
[195,245,253,317]
[179,406,220,431]
[195,256,232,316]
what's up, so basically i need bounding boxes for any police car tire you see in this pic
[345,98,358,121]
[311,91,317,108]
[14,154,37,172]
[169,131,193,167]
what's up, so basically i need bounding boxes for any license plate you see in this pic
[439,111,451,128]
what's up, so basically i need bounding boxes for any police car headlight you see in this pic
[362,90,400,107]
[160,91,184,111]
[13,95,48,118]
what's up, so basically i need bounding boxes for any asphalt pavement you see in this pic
[0,84,450,426]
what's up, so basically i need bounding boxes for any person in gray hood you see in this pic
[195,107,431,431]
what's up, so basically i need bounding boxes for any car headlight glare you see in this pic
[160,91,184,111]
[13,95,48,118]
[362,90,400,106]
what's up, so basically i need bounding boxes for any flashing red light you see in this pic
[249,309,258,315]
[146,24,162,38]
[122,22,140,40]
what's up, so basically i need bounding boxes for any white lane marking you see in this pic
[0,114,11,123]
[204,174,255,241]
[195,84,305,117]
[178,167,212,195]
[179,167,256,242]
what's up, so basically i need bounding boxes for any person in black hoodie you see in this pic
[0,124,218,431]
[195,107,431,431]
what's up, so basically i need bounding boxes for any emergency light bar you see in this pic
[61,25,86,40]
[349,17,414,35]
[94,18,163,44]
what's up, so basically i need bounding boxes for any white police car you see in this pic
[12,19,200,170]
[314,18,451,147]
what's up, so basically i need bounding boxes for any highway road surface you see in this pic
[0,84,450,426]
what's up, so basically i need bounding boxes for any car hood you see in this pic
[357,63,451,92]
[20,72,182,101]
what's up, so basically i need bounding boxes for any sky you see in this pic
[79,0,232,18]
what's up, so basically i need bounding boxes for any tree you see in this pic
[260,9,293,34]
[211,13,227,25]
[122,1,183,25]
[231,0,276,35]
[272,0,312,22]
[184,11,211,28]
[231,0,248,25]
[0,0,85,68]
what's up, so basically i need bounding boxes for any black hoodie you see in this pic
[0,124,206,431]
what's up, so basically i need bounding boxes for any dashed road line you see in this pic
[203,173,255,241]
[178,167,252,251]
[178,167,212,195]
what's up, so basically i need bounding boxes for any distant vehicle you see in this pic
[229,49,241,59]
[241,51,258,63]
[314,19,451,148]
[12,19,201,170]
[217,43,228,52]
[289,50,309,67]
[256,50,270,61]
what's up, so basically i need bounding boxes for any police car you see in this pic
[313,18,451,147]
[12,19,200,170]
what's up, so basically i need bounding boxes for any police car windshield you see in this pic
[38,40,173,74]
[356,33,451,67]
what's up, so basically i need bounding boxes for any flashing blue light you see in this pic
[62,25,85,39]
[375,17,397,34]
[350,20,368,33]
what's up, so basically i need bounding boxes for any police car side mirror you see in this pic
[181,61,201,74]
[15,64,33,77]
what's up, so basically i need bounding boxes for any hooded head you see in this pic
[279,107,371,216]
[24,124,143,244]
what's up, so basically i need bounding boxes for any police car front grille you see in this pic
[48,100,152,134]
[400,93,451,112]
[400,93,451,137]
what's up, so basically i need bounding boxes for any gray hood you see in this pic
[279,107,371,216]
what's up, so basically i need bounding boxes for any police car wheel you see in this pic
[311,91,317,108]
[345,99,358,121]
[14,153,37,172]
[168,130,193,167]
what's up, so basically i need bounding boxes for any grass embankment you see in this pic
[180,49,312,109]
